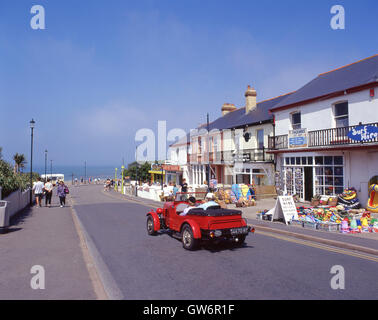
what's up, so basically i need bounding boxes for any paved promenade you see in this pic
[0,195,96,300]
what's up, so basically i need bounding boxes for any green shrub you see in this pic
[0,160,40,198]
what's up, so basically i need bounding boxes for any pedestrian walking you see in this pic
[33,177,44,207]
[57,181,69,207]
[44,178,53,207]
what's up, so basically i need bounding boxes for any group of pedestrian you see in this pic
[162,179,189,202]
[32,177,69,208]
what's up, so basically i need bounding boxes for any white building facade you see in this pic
[269,55,378,205]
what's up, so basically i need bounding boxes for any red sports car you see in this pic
[146,192,254,250]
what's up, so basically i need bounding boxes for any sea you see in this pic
[30,165,119,182]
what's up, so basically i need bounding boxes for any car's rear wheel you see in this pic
[147,216,157,236]
[182,225,199,251]
[234,235,246,247]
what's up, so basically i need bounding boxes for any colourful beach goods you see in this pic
[216,185,255,207]
[340,219,350,233]
[372,220,378,233]
[338,188,361,209]
[367,184,378,213]
[295,205,375,234]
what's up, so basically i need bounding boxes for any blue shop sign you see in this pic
[289,129,308,148]
[347,125,378,142]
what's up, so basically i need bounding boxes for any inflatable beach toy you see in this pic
[372,220,378,233]
[361,217,370,233]
[341,188,357,201]
[340,219,350,234]
[367,184,378,213]
[350,217,359,234]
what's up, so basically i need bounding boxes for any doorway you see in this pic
[304,167,313,201]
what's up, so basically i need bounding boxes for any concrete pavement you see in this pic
[0,196,96,300]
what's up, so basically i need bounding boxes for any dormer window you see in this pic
[334,102,349,128]
[291,112,301,130]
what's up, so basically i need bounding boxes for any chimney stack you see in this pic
[221,103,237,116]
[245,85,257,114]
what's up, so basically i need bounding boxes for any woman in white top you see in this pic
[44,178,53,207]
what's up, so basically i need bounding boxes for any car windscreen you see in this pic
[175,192,207,201]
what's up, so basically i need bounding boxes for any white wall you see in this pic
[4,189,35,219]
[347,149,378,206]
[274,88,378,135]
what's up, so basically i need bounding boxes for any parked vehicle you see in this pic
[146,192,254,250]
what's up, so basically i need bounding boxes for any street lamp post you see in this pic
[207,113,211,186]
[44,150,48,182]
[121,165,125,195]
[84,161,87,184]
[29,119,35,206]
[50,160,53,180]
[135,146,138,197]
[135,163,138,197]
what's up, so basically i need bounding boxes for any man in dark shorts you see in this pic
[180,179,188,201]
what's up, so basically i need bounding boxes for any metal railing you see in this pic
[189,148,273,164]
[268,122,378,150]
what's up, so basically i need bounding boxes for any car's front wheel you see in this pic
[147,216,157,236]
[181,225,199,251]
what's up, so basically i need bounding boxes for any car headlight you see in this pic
[214,230,222,237]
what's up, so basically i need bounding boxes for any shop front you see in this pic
[234,162,274,186]
[162,165,183,185]
[149,164,165,184]
[276,153,346,202]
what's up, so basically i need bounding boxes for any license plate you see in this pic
[230,227,249,235]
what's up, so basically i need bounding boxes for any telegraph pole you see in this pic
[44,150,48,182]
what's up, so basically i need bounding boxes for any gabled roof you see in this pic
[206,92,293,131]
[169,92,293,148]
[271,54,378,112]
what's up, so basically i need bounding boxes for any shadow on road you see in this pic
[201,241,254,253]
[156,230,254,253]
[0,227,22,235]
[10,206,33,228]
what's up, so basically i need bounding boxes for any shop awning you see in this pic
[149,170,165,175]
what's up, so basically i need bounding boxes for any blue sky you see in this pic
[0,0,377,167]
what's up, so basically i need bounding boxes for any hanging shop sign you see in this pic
[234,153,251,162]
[347,125,378,142]
[151,164,163,171]
[288,129,308,149]
[162,165,181,172]
[271,196,299,225]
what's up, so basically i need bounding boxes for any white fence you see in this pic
[123,185,163,202]
[4,189,34,218]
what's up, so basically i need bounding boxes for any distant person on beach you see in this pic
[33,177,44,207]
[57,181,69,208]
[44,178,53,207]
[104,179,111,191]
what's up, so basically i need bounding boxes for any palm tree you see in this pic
[0,147,2,159]
[13,153,27,173]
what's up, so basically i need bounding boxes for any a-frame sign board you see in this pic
[271,196,299,225]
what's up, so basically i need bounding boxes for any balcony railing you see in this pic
[268,122,378,150]
[189,148,273,164]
